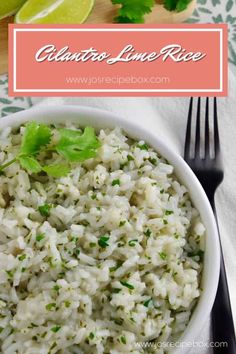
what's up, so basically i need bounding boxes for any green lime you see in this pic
[0,0,27,20]
[15,0,94,24]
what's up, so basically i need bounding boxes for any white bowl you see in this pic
[0,105,220,353]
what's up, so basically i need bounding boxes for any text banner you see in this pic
[8,24,228,96]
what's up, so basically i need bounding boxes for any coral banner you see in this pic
[8,24,227,96]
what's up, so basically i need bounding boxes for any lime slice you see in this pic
[0,0,27,20]
[15,0,94,24]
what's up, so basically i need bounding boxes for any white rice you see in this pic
[0,124,205,354]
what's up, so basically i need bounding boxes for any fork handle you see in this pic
[211,204,236,353]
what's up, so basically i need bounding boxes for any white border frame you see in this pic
[13,28,223,93]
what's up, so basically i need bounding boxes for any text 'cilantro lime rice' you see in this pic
[0,122,205,354]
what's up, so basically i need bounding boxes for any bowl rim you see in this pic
[0,104,220,353]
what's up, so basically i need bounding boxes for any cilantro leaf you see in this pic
[98,236,110,248]
[51,325,61,333]
[38,204,52,217]
[112,0,155,23]
[36,233,45,242]
[20,121,51,155]
[43,164,70,178]
[163,0,192,12]
[120,280,135,290]
[19,156,42,173]
[56,127,101,162]
[143,298,153,307]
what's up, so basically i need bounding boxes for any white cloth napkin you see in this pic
[29,68,236,353]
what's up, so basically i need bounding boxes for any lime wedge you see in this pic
[15,0,94,24]
[0,0,27,20]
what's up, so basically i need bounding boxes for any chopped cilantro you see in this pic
[89,332,95,340]
[51,325,61,333]
[127,154,134,161]
[36,233,45,242]
[18,254,26,261]
[114,318,124,325]
[165,210,173,215]
[6,270,13,278]
[45,303,56,311]
[112,0,155,23]
[144,229,151,238]
[98,236,110,248]
[137,143,149,150]
[128,239,138,247]
[112,179,120,186]
[120,280,134,290]
[143,298,153,307]
[120,335,126,344]
[119,220,126,227]
[159,252,167,260]
[38,204,52,217]
[188,249,204,260]
[53,285,61,292]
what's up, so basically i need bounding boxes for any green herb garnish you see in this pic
[0,123,100,178]
[187,249,204,260]
[6,270,13,278]
[143,298,153,307]
[18,254,26,261]
[56,126,101,162]
[119,220,126,227]
[144,229,151,238]
[51,325,61,333]
[112,179,120,186]
[38,204,52,217]
[43,164,70,178]
[114,318,124,325]
[128,239,138,247]
[112,0,155,23]
[98,236,110,248]
[127,154,134,161]
[75,249,80,255]
[36,233,45,242]
[137,143,149,151]
[120,335,127,344]
[109,260,123,272]
[120,280,134,290]
[45,303,56,311]
[164,0,192,12]
[165,210,173,215]
[53,285,61,292]
[159,252,167,260]
[89,332,95,340]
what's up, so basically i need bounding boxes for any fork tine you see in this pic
[214,97,220,156]
[195,97,201,158]
[205,97,210,158]
[184,97,193,160]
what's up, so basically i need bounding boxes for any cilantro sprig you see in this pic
[164,0,192,12]
[112,0,192,23]
[112,0,155,23]
[0,122,101,178]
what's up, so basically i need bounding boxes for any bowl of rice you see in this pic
[0,105,220,354]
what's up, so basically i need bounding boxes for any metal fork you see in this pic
[184,97,236,353]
